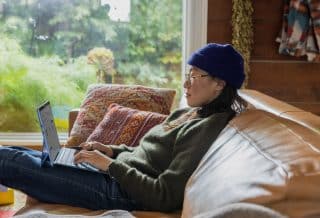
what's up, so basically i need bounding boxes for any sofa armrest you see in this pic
[68,109,79,136]
[238,89,302,115]
[238,89,320,134]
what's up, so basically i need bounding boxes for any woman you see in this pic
[0,43,246,212]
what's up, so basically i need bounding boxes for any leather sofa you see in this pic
[16,89,320,218]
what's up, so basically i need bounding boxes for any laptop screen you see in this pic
[37,101,60,162]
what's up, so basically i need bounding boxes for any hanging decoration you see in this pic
[276,0,320,62]
[231,0,254,88]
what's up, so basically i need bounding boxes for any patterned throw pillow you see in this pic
[86,103,167,146]
[66,84,175,146]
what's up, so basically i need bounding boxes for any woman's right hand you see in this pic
[79,141,113,157]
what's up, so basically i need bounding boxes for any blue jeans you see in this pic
[0,146,139,211]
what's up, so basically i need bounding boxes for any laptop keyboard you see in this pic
[55,148,76,166]
[55,148,100,172]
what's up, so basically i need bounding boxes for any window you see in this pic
[0,0,182,136]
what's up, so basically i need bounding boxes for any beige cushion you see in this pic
[182,109,320,218]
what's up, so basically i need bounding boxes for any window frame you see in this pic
[180,0,208,107]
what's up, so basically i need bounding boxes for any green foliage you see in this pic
[1,0,115,59]
[0,36,96,131]
[87,47,115,83]
[114,0,182,107]
[0,0,182,132]
[117,61,182,109]
[122,0,182,66]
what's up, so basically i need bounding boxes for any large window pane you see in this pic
[0,0,182,133]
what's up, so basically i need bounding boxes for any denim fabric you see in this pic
[0,146,139,210]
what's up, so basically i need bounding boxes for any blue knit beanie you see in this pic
[187,43,245,89]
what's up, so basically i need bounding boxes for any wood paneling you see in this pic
[207,21,232,43]
[291,103,320,115]
[207,0,232,20]
[252,0,283,60]
[249,62,320,101]
[207,0,232,43]
[207,0,320,115]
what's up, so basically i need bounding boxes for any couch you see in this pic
[15,89,320,218]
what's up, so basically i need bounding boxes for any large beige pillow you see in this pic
[66,84,175,146]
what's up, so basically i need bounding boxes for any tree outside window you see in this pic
[0,0,182,132]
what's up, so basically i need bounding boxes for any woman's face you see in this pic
[184,66,225,107]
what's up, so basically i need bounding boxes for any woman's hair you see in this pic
[163,84,248,131]
[197,85,248,117]
[218,85,247,114]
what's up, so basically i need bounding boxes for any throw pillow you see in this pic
[87,103,167,146]
[66,84,175,146]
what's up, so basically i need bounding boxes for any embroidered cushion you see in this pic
[86,103,167,146]
[66,84,175,146]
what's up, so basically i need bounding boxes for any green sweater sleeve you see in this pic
[109,144,135,158]
[108,111,232,212]
[108,109,182,158]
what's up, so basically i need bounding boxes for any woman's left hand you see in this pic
[73,150,113,171]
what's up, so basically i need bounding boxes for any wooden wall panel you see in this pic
[291,103,320,115]
[249,62,320,101]
[207,21,232,43]
[207,0,232,20]
[207,0,232,43]
[207,0,320,115]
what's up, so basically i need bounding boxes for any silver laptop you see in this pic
[37,101,106,174]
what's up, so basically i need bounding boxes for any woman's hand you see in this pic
[73,150,113,171]
[79,141,113,157]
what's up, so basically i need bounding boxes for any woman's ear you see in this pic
[216,79,226,91]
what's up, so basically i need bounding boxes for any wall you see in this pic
[207,0,320,115]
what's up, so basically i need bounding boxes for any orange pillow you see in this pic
[66,84,175,146]
[86,103,167,146]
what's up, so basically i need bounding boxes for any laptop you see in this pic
[37,101,106,174]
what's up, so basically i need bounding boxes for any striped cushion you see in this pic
[86,103,167,147]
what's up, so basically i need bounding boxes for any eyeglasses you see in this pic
[184,73,209,84]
